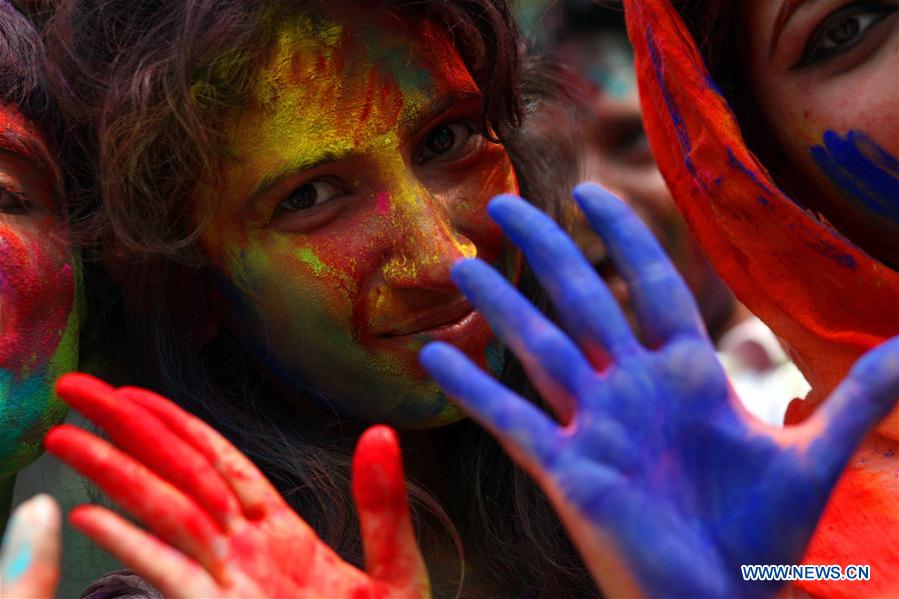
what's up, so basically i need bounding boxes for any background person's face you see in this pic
[197,12,518,427]
[744,0,899,268]
[551,31,734,334]
[0,104,79,478]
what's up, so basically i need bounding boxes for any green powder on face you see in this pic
[0,259,79,478]
[296,246,328,275]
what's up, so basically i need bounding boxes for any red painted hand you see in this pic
[44,373,430,598]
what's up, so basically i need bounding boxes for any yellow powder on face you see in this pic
[183,7,518,426]
[236,14,407,176]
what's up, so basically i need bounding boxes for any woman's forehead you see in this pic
[254,12,477,107]
[1,103,45,154]
[0,102,59,186]
[210,11,480,199]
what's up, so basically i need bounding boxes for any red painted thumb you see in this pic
[352,425,430,597]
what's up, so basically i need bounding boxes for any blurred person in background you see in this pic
[516,0,809,426]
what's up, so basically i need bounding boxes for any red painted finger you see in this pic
[45,425,226,573]
[118,386,284,520]
[70,505,219,598]
[352,426,429,598]
[55,373,240,528]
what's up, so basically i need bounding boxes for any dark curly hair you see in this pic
[1,0,64,172]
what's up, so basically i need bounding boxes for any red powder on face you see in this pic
[0,106,74,375]
[375,191,390,216]
[0,225,74,373]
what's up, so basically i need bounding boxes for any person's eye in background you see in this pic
[793,1,897,68]
[596,117,654,167]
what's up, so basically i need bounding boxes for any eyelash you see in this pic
[272,120,483,219]
[414,121,480,165]
[794,1,897,68]
[273,179,345,219]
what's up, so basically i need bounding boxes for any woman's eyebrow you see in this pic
[0,128,36,158]
[0,127,54,176]
[251,148,367,199]
[770,0,825,57]
[249,90,482,202]
[399,90,482,138]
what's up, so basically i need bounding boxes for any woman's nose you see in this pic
[380,188,476,291]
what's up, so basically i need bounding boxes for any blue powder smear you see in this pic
[810,130,899,227]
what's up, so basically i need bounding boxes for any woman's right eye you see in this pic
[794,2,897,68]
[273,180,343,218]
[0,187,29,214]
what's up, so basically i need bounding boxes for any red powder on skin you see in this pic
[0,106,74,375]
[0,224,74,373]
[357,69,379,126]
[353,425,424,593]
[192,11,517,425]
[375,191,390,216]
[796,456,899,597]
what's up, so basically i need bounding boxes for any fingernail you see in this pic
[353,426,403,511]
[1,495,59,585]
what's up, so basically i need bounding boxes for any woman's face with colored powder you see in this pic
[0,103,79,478]
[744,0,899,268]
[197,11,518,427]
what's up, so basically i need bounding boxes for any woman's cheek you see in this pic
[452,149,518,256]
[220,232,364,339]
[0,223,77,476]
[0,223,74,373]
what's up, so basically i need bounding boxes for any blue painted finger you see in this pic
[806,336,899,481]
[487,194,639,361]
[420,341,564,472]
[573,183,705,345]
[452,258,597,420]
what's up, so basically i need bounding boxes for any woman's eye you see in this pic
[417,123,476,164]
[0,187,29,214]
[274,180,343,217]
[795,2,896,67]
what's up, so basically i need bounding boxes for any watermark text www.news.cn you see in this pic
[741,564,871,582]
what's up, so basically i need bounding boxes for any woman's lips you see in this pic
[413,308,481,341]
[377,301,489,347]
[380,299,473,336]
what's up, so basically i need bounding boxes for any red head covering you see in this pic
[623,1,899,595]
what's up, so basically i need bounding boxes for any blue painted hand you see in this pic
[420,183,899,598]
